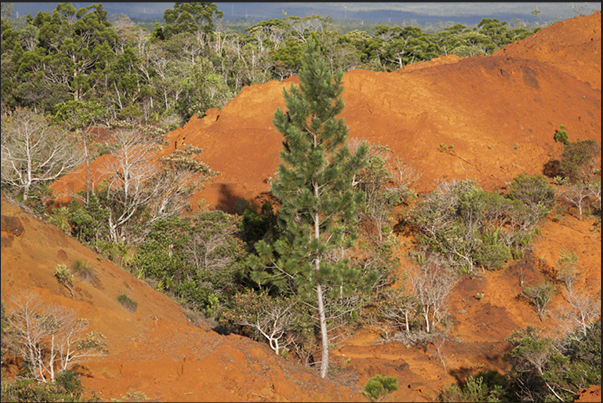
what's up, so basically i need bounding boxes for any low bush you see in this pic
[117,294,138,313]
[521,281,556,321]
[440,370,507,402]
[0,373,89,403]
[506,173,556,212]
[558,139,601,183]
[72,259,97,283]
[554,125,570,145]
[362,374,398,402]
[55,264,75,298]
[474,241,512,271]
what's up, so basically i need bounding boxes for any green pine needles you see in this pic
[363,374,398,402]
[247,38,377,378]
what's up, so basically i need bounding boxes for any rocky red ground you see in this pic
[3,11,600,402]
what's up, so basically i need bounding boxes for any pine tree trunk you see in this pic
[82,134,90,204]
[317,282,329,378]
[314,182,329,378]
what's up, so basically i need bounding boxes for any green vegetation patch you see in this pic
[117,294,138,313]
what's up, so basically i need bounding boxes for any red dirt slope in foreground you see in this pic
[1,193,363,402]
[3,197,600,402]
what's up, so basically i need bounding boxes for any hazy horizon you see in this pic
[8,2,602,25]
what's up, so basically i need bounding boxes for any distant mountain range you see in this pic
[10,2,602,25]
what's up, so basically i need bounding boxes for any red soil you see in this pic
[1,193,363,402]
[3,11,600,402]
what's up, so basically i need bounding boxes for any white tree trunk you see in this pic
[317,282,329,378]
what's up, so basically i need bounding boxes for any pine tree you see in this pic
[248,38,375,378]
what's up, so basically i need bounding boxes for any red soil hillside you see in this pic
[1,193,364,402]
[493,12,601,90]
[158,12,601,212]
[51,12,601,213]
[19,10,600,402]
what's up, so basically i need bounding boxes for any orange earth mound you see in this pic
[4,10,599,402]
[51,14,601,216]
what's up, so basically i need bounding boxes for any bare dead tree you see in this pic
[388,157,423,189]
[4,291,53,382]
[98,131,211,243]
[221,291,300,355]
[1,108,83,200]
[410,259,455,334]
[431,324,456,371]
[100,129,160,242]
[556,289,601,339]
[289,16,327,44]
[555,252,601,338]
[5,291,108,382]
[379,287,419,335]
[558,182,593,218]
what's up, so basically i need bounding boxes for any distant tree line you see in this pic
[1,2,541,126]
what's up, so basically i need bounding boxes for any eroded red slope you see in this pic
[493,12,601,90]
[1,193,364,402]
[52,13,601,213]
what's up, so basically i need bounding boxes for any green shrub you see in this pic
[95,240,134,269]
[441,370,507,402]
[521,281,556,321]
[568,320,601,371]
[72,259,97,283]
[362,374,398,402]
[474,241,512,271]
[0,371,88,402]
[559,139,601,183]
[506,323,601,402]
[117,294,138,313]
[54,370,83,397]
[556,249,579,286]
[507,173,556,212]
[55,264,75,298]
[554,125,570,145]
[67,194,110,243]
[46,207,70,234]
